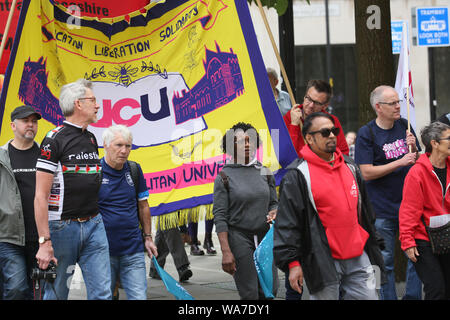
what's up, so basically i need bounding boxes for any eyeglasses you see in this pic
[438,136,450,142]
[308,127,340,138]
[304,95,327,107]
[78,97,97,103]
[378,100,402,106]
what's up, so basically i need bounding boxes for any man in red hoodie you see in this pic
[283,80,349,158]
[273,112,385,300]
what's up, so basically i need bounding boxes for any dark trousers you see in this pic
[187,219,214,242]
[151,228,190,275]
[285,272,303,300]
[414,239,450,300]
[228,229,278,300]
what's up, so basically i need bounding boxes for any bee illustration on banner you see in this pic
[108,64,139,87]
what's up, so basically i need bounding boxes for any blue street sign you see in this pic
[392,20,407,54]
[416,7,449,47]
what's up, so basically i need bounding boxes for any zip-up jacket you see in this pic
[0,145,25,246]
[399,153,450,251]
[273,150,385,294]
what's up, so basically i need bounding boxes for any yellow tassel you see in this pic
[204,204,214,221]
[153,204,215,230]
[153,212,179,231]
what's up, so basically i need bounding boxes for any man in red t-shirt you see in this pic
[284,80,349,158]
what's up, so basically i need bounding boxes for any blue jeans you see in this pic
[110,252,147,300]
[43,214,112,300]
[375,218,422,300]
[0,242,29,300]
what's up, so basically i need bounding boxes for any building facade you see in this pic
[250,0,450,138]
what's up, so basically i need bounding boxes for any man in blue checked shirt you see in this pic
[98,125,157,300]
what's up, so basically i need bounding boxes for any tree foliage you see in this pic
[247,0,310,16]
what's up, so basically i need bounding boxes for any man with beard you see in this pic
[0,105,42,299]
[273,112,385,300]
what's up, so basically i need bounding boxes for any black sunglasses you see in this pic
[308,127,340,138]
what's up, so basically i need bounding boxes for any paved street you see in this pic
[66,224,412,301]
[67,229,301,300]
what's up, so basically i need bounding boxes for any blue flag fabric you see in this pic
[253,224,275,299]
[151,256,194,300]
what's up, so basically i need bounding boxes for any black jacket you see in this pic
[273,156,386,294]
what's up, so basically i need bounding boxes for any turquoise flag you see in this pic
[151,256,194,300]
[253,224,275,299]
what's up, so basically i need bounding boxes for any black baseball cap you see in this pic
[11,105,42,121]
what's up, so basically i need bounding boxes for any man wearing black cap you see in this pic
[0,105,41,299]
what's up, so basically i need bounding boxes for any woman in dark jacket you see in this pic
[213,122,278,299]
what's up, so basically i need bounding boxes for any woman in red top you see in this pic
[399,121,450,300]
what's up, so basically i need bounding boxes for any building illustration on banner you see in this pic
[15,43,244,148]
[172,43,244,124]
[18,57,65,126]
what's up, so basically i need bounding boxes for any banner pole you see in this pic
[0,0,18,67]
[407,88,412,153]
[255,0,296,107]
[255,0,305,145]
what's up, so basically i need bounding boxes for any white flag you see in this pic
[395,21,416,133]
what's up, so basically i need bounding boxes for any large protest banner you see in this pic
[0,0,297,227]
[0,0,151,74]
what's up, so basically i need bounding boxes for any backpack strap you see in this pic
[127,160,140,197]
[219,171,229,192]
[399,117,408,130]
[367,122,376,144]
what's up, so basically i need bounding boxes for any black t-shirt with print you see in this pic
[36,121,101,220]
[8,142,40,242]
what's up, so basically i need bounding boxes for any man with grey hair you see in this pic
[98,125,157,300]
[35,78,112,300]
[267,67,292,116]
[355,85,422,300]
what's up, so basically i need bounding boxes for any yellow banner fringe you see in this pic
[153,204,214,231]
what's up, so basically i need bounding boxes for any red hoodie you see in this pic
[301,145,369,260]
[283,105,349,158]
[399,153,450,251]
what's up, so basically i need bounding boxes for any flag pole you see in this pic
[255,0,305,144]
[0,0,18,65]
[255,0,296,107]
[403,21,412,153]
[406,87,411,132]
[407,86,412,153]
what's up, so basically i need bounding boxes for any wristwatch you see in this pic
[38,236,51,244]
